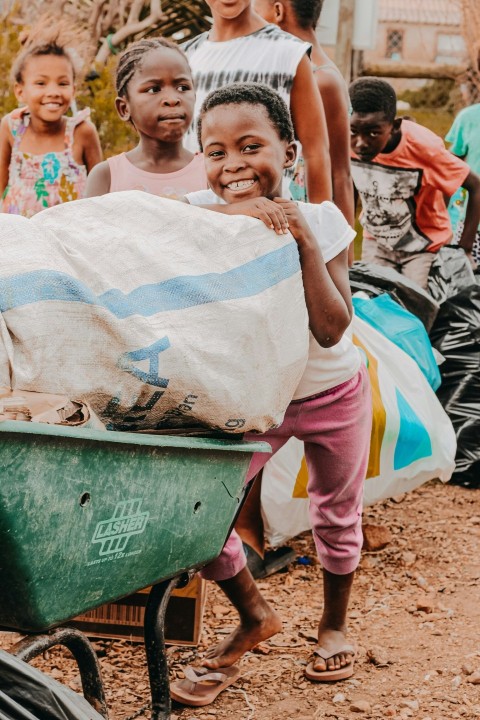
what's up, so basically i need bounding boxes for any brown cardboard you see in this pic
[70,576,206,646]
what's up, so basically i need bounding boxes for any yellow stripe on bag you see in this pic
[292,456,309,498]
[291,336,385,499]
[352,334,386,479]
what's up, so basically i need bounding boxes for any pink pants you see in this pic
[201,363,372,581]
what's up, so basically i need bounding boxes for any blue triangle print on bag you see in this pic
[393,388,433,470]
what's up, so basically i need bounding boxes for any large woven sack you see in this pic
[0,191,309,433]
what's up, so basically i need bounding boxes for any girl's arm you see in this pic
[0,116,13,196]
[76,120,103,173]
[316,70,355,227]
[85,160,111,197]
[324,248,353,321]
[290,55,332,203]
[193,196,351,344]
[459,170,480,267]
[274,198,351,347]
[351,186,361,264]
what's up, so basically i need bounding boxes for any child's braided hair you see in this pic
[115,37,189,98]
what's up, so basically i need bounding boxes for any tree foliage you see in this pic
[399,79,456,111]
[77,60,138,157]
[0,13,22,115]
[3,0,211,64]
[460,0,480,100]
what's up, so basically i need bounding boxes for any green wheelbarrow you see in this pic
[0,421,270,719]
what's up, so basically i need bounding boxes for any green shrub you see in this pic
[398,79,456,111]
[0,15,22,116]
[398,109,455,140]
[77,61,137,158]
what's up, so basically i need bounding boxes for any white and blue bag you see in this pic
[0,191,309,433]
[261,315,457,546]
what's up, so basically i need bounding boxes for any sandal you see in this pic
[170,665,241,707]
[244,543,296,579]
[305,644,355,682]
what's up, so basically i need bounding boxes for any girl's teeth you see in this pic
[229,180,254,190]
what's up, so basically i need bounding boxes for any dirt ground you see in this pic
[2,479,480,720]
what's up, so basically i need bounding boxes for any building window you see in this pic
[435,34,466,64]
[386,29,403,61]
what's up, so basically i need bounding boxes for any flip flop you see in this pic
[244,543,296,579]
[170,665,241,707]
[305,644,356,683]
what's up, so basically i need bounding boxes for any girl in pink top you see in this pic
[86,38,207,198]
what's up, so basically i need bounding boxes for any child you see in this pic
[171,83,372,706]
[86,38,207,198]
[445,102,480,264]
[254,0,354,230]
[349,77,480,289]
[0,23,102,217]
[182,0,332,203]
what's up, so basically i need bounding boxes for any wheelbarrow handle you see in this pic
[144,573,192,720]
[12,626,108,718]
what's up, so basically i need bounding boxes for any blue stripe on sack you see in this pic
[0,243,300,318]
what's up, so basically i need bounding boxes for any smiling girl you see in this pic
[169,85,372,706]
[0,22,102,217]
[86,38,207,199]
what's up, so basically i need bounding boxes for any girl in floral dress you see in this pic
[0,24,102,217]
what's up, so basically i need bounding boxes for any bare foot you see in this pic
[203,606,282,669]
[312,626,354,673]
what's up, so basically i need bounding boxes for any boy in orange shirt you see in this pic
[349,77,480,289]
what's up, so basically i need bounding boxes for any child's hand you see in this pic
[273,198,312,242]
[464,249,478,271]
[223,198,290,235]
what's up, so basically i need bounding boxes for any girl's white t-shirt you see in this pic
[185,189,361,399]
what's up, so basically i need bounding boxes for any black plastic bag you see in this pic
[349,262,440,331]
[429,286,480,488]
[0,649,104,720]
[427,246,477,305]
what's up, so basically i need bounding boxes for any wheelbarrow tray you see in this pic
[0,421,268,632]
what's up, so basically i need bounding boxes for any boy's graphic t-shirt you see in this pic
[186,189,361,399]
[351,119,470,253]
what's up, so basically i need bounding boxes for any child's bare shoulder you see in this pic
[315,65,346,95]
[73,116,99,141]
[318,76,349,119]
[88,158,110,175]
[0,114,13,145]
[85,159,110,196]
